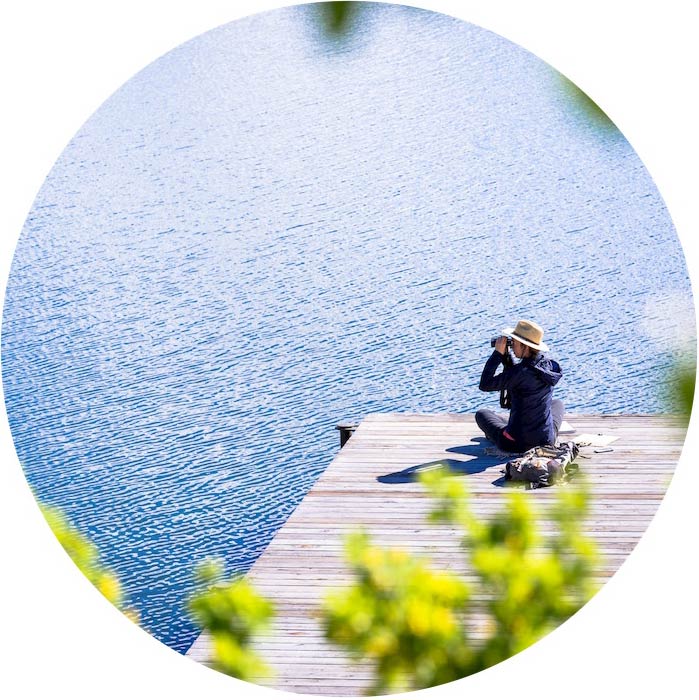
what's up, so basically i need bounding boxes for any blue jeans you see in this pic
[475,399,565,452]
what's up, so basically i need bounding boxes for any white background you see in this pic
[1,2,697,698]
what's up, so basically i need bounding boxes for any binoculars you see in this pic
[490,335,513,348]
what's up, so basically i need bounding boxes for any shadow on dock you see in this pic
[377,438,507,484]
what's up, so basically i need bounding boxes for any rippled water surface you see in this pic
[2,4,693,652]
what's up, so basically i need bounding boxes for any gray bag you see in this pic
[504,441,580,489]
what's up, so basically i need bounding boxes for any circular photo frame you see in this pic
[1,2,697,699]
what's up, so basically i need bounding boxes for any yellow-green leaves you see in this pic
[39,502,138,623]
[188,468,599,692]
[322,470,600,693]
[188,558,274,682]
[323,530,472,694]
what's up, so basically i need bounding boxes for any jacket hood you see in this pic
[529,352,562,386]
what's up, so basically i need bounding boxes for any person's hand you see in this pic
[495,336,508,354]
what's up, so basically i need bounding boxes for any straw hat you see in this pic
[502,319,548,352]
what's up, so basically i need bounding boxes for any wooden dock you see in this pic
[186,413,685,695]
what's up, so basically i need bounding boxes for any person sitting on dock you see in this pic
[475,319,564,453]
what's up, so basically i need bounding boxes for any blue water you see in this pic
[2,4,693,653]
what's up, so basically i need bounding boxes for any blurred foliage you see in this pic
[668,357,696,424]
[323,531,473,693]
[557,73,617,132]
[322,468,600,694]
[39,502,139,624]
[309,3,621,138]
[188,558,275,682]
[313,1,362,37]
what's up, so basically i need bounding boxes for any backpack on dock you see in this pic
[504,441,580,489]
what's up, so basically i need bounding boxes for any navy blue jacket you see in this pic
[479,349,562,448]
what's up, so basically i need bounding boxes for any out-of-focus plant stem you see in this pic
[314,1,361,38]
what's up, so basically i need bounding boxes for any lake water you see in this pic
[2,3,693,653]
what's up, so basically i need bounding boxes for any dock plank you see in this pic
[186,413,685,695]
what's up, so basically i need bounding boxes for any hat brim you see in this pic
[502,327,548,352]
